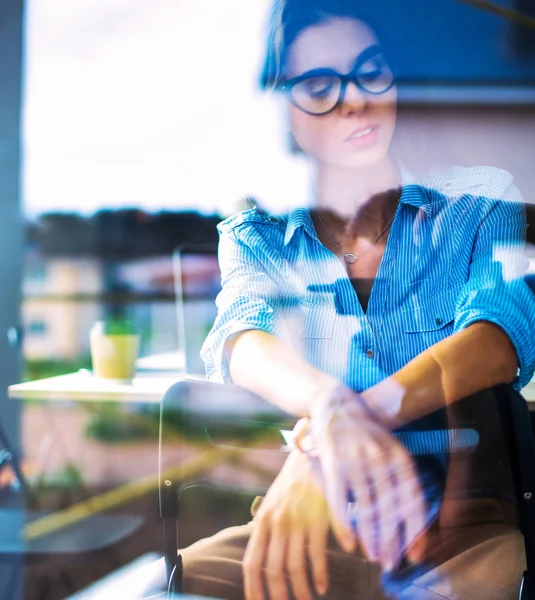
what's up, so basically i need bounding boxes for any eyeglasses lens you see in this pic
[291,76,342,115]
[357,67,395,95]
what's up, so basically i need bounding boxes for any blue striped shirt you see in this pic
[200,163,535,582]
[201,164,535,395]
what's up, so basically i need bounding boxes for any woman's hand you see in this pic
[310,384,429,572]
[243,449,354,600]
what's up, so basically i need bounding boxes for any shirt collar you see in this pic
[283,163,433,246]
[398,162,433,217]
[284,207,317,246]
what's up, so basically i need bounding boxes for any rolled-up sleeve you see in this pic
[200,225,284,383]
[453,186,535,389]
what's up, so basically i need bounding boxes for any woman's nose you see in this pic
[340,81,367,116]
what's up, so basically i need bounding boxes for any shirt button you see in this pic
[445,181,453,188]
[435,317,443,325]
[365,349,374,359]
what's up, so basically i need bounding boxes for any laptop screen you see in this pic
[173,246,221,376]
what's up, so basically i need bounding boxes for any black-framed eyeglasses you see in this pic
[278,45,395,116]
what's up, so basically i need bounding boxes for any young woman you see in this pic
[182,1,535,598]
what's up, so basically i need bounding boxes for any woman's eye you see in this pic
[358,69,382,82]
[303,78,335,97]
[309,86,332,98]
[358,57,387,80]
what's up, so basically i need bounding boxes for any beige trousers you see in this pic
[180,499,525,600]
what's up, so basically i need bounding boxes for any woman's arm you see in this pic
[228,329,338,417]
[369,190,535,429]
[230,327,430,573]
[362,320,518,429]
[228,320,518,428]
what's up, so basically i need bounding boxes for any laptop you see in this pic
[172,244,221,377]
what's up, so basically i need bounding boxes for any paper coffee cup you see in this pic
[90,321,141,381]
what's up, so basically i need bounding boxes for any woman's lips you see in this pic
[344,124,379,148]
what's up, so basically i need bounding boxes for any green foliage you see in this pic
[40,463,85,488]
[84,407,159,443]
[23,358,92,382]
[28,209,221,258]
[84,404,292,445]
[157,409,293,445]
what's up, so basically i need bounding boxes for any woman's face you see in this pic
[286,18,397,170]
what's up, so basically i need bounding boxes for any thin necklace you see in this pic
[314,210,396,264]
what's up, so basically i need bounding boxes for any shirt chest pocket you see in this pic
[400,285,462,333]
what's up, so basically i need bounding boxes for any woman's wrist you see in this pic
[310,382,377,424]
[309,376,346,416]
[359,377,406,430]
[312,377,407,431]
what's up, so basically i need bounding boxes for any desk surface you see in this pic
[7,369,200,403]
[8,350,201,403]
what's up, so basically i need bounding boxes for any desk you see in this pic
[7,369,195,404]
[7,349,199,404]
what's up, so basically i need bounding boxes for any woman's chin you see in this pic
[325,148,391,171]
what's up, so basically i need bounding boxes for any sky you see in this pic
[21,0,535,218]
[22,0,310,217]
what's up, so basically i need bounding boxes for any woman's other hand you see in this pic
[311,385,429,572]
[243,449,351,600]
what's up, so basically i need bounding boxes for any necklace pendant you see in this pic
[343,253,357,264]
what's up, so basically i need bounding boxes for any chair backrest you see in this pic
[494,385,535,599]
[159,379,293,591]
[159,379,292,514]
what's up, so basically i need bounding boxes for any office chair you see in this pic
[159,380,535,599]
[158,379,292,594]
